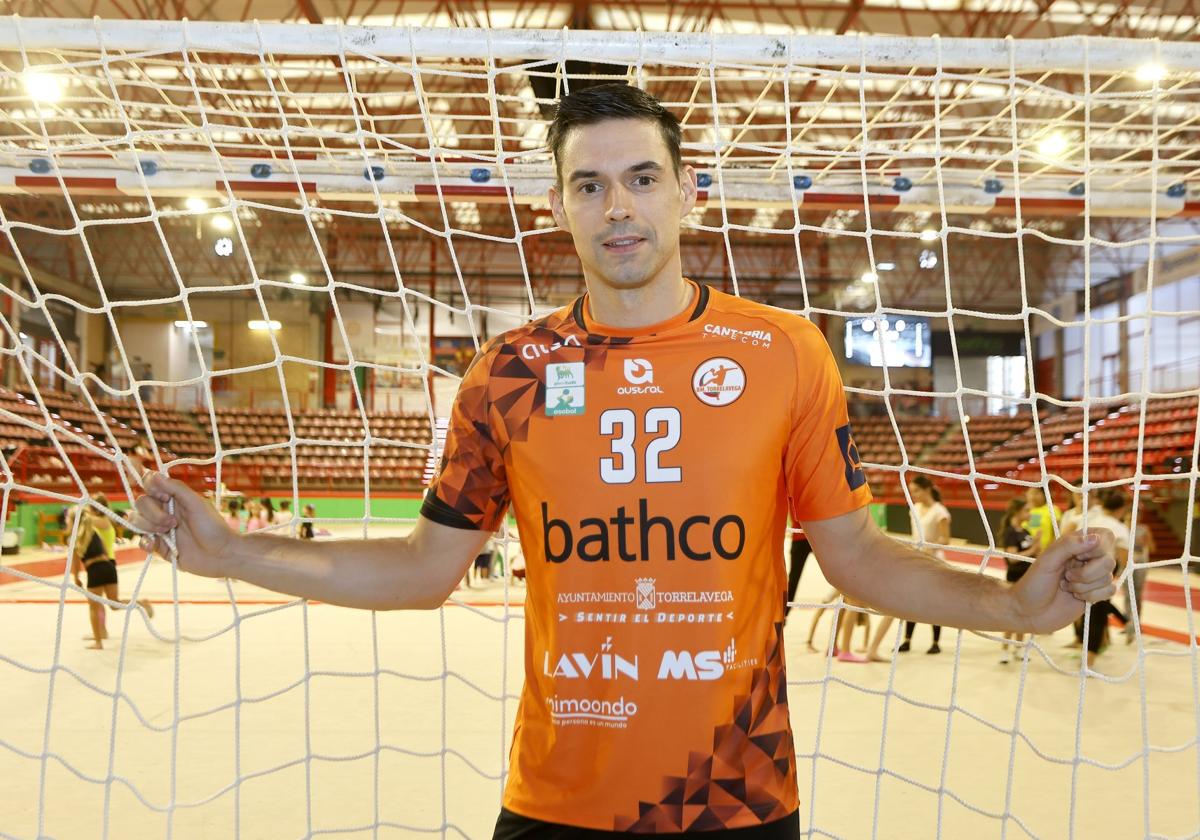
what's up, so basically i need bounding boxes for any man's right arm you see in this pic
[132,472,490,611]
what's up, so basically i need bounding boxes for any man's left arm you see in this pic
[802,506,1118,635]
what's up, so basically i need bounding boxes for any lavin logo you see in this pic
[543,636,638,680]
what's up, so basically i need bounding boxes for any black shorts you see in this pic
[474,553,493,570]
[1005,560,1031,583]
[492,808,800,840]
[1086,600,1114,654]
[85,559,119,589]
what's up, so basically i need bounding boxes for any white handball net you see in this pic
[1,18,1199,839]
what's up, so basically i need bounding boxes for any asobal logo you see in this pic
[692,357,745,406]
[542,636,638,680]
[624,358,654,384]
[619,357,663,395]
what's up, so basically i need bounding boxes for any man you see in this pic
[132,84,1116,839]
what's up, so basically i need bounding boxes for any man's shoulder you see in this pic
[471,304,583,365]
[705,289,824,339]
[702,288,832,369]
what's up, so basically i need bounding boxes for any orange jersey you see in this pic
[423,282,872,832]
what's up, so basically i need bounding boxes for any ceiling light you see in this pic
[860,271,878,284]
[1037,132,1069,158]
[1135,63,1167,83]
[289,272,308,285]
[185,196,208,212]
[174,320,208,329]
[24,71,64,103]
[248,320,281,331]
[919,250,939,269]
[211,215,234,232]
[920,229,939,242]
[877,262,895,271]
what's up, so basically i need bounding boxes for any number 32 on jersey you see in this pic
[599,407,682,485]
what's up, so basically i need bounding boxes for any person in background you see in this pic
[1025,486,1062,554]
[223,498,243,533]
[90,493,118,561]
[899,475,950,654]
[804,588,871,662]
[244,499,266,533]
[1123,502,1155,644]
[1080,489,1131,669]
[69,507,153,649]
[275,500,295,530]
[1059,490,1089,537]
[299,503,316,540]
[999,497,1039,664]
[260,498,277,527]
[783,527,812,625]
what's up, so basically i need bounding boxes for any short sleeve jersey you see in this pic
[422,282,873,832]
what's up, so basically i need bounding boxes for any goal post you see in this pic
[1,19,1198,840]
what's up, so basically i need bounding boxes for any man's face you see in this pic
[1026,488,1045,508]
[548,118,697,293]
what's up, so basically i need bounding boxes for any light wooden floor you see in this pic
[1,524,1197,839]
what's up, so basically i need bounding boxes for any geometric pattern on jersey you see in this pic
[613,622,796,832]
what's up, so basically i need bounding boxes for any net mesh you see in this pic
[0,20,1199,839]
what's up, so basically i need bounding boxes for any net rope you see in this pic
[0,19,1198,839]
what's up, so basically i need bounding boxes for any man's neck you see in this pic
[584,275,694,329]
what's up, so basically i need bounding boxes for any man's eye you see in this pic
[580,183,601,194]
[634,176,655,186]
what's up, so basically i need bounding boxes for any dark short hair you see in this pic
[546,83,682,186]
[1099,489,1127,512]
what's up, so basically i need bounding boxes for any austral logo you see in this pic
[836,423,867,491]
[619,358,664,396]
[692,357,745,407]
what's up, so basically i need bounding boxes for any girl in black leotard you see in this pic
[69,507,153,650]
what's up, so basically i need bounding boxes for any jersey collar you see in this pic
[572,279,710,338]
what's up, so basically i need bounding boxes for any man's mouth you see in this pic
[603,237,645,253]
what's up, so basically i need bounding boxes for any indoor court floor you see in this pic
[1,523,1197,839]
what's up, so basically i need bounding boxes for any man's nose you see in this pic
[605,183,632,222]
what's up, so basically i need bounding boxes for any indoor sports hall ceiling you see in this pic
[1,1,1198,314]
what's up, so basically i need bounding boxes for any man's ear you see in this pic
[548,184,569,232]
[679,164,698,218]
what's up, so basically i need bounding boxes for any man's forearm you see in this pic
[219,532,450,611]
[834,531,1025,633]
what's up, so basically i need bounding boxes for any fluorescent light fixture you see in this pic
[174,320,208,329]
[860,271,878,284]
[877,262,895,271]
[920,229,939,242]
[185,196,208,212]
[211,215,234,232]
[24,71,63,103]
[375,325,403,335]
[1135,63,1167,83]
[248,319,281,331]
[288,272,308,285]
[1037,132,1069,158]
[895,319,907,331]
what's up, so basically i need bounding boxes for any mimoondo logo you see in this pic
[692,357,745,406]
